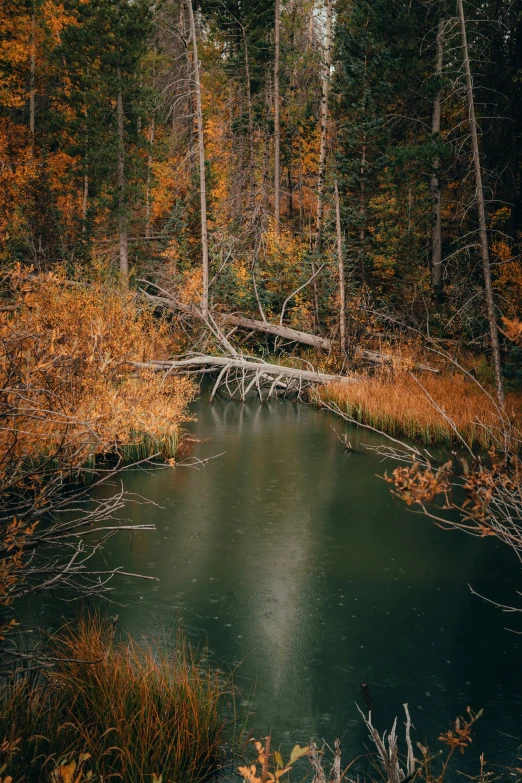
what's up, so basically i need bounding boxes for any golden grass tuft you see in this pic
[0,616,229,783]
[320,371,522,449]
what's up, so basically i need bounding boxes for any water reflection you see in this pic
[55,395,521,763]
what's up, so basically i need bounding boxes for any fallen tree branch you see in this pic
[137,284,439,372]
[132,355,358,385]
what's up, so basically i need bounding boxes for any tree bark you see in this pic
[457,0,504,405]
[30,3,36,140]
[82,175,89,232]
[335,181,346,354]
[116,62,128,280]
[273,0,281,231]
[145,117,155,239]
[187,0,209,317]
[430,19,444,291]
[242,27,256,198]
[359,141,366,284]
[315,0,333,253]
[133,355,358,385]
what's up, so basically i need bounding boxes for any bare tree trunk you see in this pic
[82,175,89,232]
[187,0,209,317]
[335,181,346,354]
[315,0,333,253]
[116,63,128,281]
[430,19,444,291]
[359,142,366,284]
[30,3,36,141]
[242,27,256,198]
[298,134,304,235]
[262,78,272,212]
[457,0,503,405]
[273,0,281,232]
[288,166,293,220]
[145,117,155,239]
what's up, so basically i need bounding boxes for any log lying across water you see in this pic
[133,356,358,386]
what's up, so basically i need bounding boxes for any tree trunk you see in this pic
[315,0,333,253]
[30,3,36,140]
[145,117,155,239]
[359,142,366,284]
[242,27,256,198]
[116,63,128,280]
[335,181,346,354]
[187,0,209,317]
[273,0,281,231]
[430,19,444,291]
[457,0,504,405]
[134,355,357,385]
[82,175,89,232]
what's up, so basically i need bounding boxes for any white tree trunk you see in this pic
[273,0,281,231]
[457,0,503,405]
[188,0,209,317]
[315,0,333,253]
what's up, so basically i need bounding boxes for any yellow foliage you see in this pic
[0,269,195,471]
[495,257,522,314]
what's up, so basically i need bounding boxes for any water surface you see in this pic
[49,395,522,766]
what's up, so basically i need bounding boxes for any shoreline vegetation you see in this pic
[318,371,522,450]
[0,616,229,783]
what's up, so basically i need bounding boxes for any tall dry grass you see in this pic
[319,371,522,449]
[0,616,229,783]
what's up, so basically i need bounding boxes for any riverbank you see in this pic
[317,370,522,449]
[0,616,228,782]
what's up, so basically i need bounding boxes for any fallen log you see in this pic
[133,356,357,385]
[133,355,358,402]
[138,285,439,373]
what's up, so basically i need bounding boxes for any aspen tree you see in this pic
[315,0,333,253]
[187,0,209,317]
[274,0,281,231]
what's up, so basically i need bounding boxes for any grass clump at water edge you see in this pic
[318,371,522,450]
[0,615,229,783]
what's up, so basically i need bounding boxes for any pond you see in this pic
[42,393,522,767]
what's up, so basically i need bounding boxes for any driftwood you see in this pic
[133,355,357,401]
[138,285,439,373]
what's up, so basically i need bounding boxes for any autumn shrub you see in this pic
[0,616,229,783]
[319,371,522,450]
[0,269,195,665]
[0,268,195,471]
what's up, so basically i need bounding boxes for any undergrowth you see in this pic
[0,616,229,783]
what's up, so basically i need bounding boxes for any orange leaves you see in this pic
[0,271,195,471]
[387,460,452,507]
[238,742,309,783]
[501,316,522,345]
[438,708,483,755]
[51,754,93,783]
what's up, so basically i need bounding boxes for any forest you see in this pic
[1,0,522,779]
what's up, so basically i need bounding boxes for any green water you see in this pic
[43,394,522,766]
